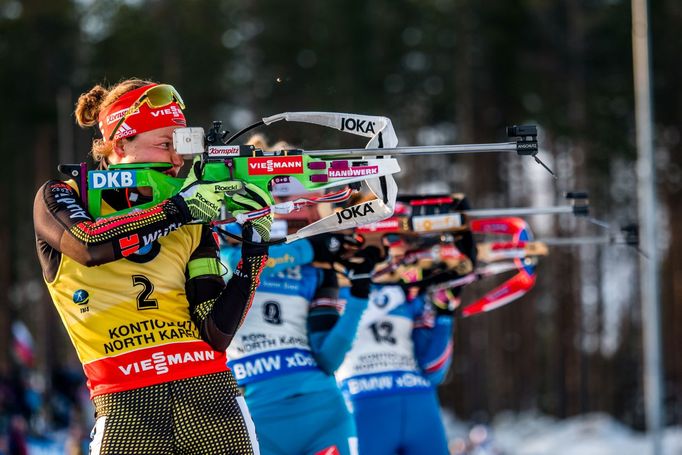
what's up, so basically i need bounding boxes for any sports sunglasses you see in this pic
[108,84,185,141]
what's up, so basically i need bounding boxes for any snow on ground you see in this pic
[27,410,682,454]
[442,410,682,455]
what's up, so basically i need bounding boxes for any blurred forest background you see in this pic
[1,0,681,450]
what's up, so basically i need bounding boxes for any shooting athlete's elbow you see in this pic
[63,246,113,267]
[75,254,113,267]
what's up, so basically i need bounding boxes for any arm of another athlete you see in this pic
[221,233,360,281]
[188,226,268,352]
[34,180,190,267]
[308,269,368,375]
[412,295,455,385]
[222,239,314,278]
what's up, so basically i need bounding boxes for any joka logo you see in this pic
[73,289,89,305]
[247,157,304,175]
[90,170,137,190]
[335,202,375,224]
[340,117,377,134]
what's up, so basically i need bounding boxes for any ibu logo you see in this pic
[89,170,137,189]
[73,289,90,305]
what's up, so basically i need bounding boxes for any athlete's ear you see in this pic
[112,139,126,158]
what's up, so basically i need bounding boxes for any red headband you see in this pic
[97,84,186,142]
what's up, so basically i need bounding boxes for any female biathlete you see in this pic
[336,205,476,455]
[33,79,272,454]
[221,167,382,455]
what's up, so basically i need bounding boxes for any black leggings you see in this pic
[90,371,259,455]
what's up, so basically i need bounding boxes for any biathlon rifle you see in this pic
[356,192,588,245]
[418,220,638,317]
[353,216,543,325]
[460,216,543,317]
[362,191,637,318]
[357,193,593,317]
[367,216,542,317]
[446,219,640,316]
[60,112,547,244]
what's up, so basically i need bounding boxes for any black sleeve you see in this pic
[456,196,477,265]
[187,230,268,352]
[308,268,341,334]
[33,180,191,273]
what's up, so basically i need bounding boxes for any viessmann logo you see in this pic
[118,350,217,376]
[247,156,304,175]
[150,105,183,117]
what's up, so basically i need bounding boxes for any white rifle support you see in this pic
[262,112,400,243]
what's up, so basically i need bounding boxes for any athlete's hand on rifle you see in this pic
[177,157,225,223]
[345,246,384,299]
[232,183,274,243]
[308,233,362,264]
[429,288,462,315]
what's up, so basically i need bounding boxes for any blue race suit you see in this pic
[336,284,454,455]
[222,240,366,455]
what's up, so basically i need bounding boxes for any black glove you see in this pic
[315,268,340,301]
[455,196,477,266]
[346,246,384,299]
[307,233,361,263]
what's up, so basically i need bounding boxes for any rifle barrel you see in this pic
[304,141,520,157]
[464,206,577,217]
[539,236,614,246]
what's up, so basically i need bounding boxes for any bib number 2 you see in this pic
[132,275,158,310]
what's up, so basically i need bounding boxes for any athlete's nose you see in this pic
[170,150,184,172]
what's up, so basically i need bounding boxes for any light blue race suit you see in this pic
[221,239,365,455]
[335,284,454,455]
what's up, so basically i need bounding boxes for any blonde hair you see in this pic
[74,78,154,164]
[246,133,292,152]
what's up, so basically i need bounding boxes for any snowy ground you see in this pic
[442,410,682,455]
[26,411,682,454]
